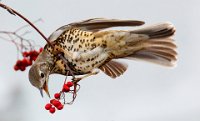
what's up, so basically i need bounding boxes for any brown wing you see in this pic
[99,60,128,78]
[48,18,144,41]
[69,18,145,31]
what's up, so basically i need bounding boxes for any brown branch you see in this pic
[0,2,53,48]
[0,3,81,105]
[0,2,76,79]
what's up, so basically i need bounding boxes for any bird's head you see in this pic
[29,62,51,97]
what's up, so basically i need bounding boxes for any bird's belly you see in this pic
[69,53,108,74]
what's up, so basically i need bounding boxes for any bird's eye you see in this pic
[40,73,45,78]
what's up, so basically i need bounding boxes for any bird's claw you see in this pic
[72,77,82,83]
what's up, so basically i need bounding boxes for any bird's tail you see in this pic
[109,22,177,67]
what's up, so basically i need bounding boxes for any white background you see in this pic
[0,0,200,121]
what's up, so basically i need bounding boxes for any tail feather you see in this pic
[131,22,175,38]
[140,49,177,61]
[125,22,177,67]
[146,47,177,56]
[126,51,176,66]
[144,39,177,49]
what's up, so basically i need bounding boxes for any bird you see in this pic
[28,18,177,97]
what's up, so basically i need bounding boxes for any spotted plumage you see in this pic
[46,27,107,75]
[28,18,177,96]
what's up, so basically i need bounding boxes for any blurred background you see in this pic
[0,0,200,121]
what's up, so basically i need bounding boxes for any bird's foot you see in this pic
[65,82,80,105]
[72,77,82,83]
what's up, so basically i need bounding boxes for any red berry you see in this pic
[54,93,60,99]
[52,100,61,107]
[27,59,32,66]
[29,50,39,61]
[62,84,70,92]
[22,51,29,57]
[14,65,19,71]
[57,104,64,110]
[50,99,56,104]
[32,50,39,56]
[22,58,29,66]
[20,66,26,71]
[39,48,43,52]
[31,56,37,61]
[66,81,74,87]
[49,107,56,114]
[28,51,33,55]
[45,103,52,110]
[16,60,22,66]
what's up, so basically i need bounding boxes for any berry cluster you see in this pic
[45,99,63,114]
[14,48,43,71]
[45,81,74,114]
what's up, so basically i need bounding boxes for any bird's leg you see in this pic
[72,69,100,83]
[72,47,103,61]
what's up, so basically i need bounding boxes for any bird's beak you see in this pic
[43,81,50,98]
[40,74,50,98]
[39,88,44,97]
[39,82,50,98]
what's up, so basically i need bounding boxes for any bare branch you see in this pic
[0,2,53,47]
[15,18,43,33]
[0,2,77,85]
[0,3,72,69]
[0,30,33,52]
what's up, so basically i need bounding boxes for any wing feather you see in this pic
[99,60,128,78]
[48,18,144,41]
[69,18,145,31]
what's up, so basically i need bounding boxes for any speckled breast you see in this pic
[53,28,108,74]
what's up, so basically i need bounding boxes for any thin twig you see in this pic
[0,30,34,51]
[15,18,43,33]
[0,2,76,78]
[0,3,53,47]
[0,3,78,90]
